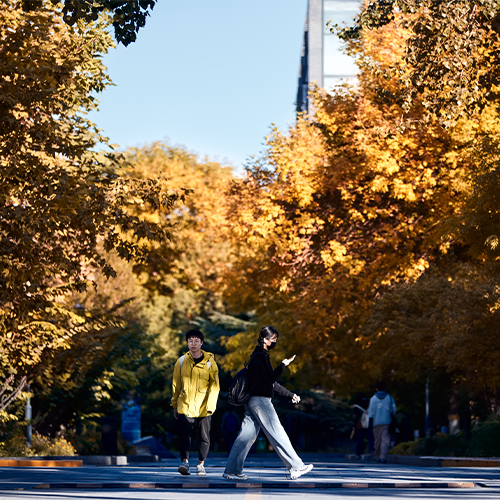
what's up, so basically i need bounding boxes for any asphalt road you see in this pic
[1,454,500,499]
[2,488,500,500]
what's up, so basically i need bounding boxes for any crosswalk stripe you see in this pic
[244,488,262,500]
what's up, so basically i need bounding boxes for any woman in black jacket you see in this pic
[223,326,314,481]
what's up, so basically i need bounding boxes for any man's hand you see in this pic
[282,354,296,367]
[292,394,301,404]
[173,408,178,419]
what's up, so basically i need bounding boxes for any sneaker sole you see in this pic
[223,474,248,481]
[290,464,314,480]
[178,467,190,476]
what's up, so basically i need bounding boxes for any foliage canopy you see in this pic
[0,1,183,410]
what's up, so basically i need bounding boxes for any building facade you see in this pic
[297,0,359,114]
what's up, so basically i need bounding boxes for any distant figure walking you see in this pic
[223,326,314,481]
[221,409,241,453]
[368,381,396,464]
[352,392,374,459]
[171,329,220,477]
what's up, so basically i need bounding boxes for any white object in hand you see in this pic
[292,394,301,404]
[282,354,296,367]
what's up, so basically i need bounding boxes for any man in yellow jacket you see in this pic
[171,329,220,476]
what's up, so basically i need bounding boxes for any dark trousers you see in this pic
[178,414,211,462]
[355,427,374,456]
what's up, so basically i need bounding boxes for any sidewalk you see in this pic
[346,453,500,468]
[1,454,500,490]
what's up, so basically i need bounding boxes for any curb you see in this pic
[389,456,500,468]
[346,454,500,468]
[0,460,82,468]
[0,456,160,466]
[33,482,477,490]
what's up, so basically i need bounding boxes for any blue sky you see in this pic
[89,0,310,170]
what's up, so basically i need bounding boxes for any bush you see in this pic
[66,423,132,455]
[391,433,467,457]
[0,424,30,457]
[31,433,76,456]
[66,426,102,456]
[0,424,76,457]
[390,440,420,456]
[390,417,500,457]
[467,417,500,457]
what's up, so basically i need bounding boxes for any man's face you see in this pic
[187,336,203,356]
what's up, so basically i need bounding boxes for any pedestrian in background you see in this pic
[368,381,396,464]
[221,409,241,454]
[352,392,374,459]
[171,329,220,476]
[223,325,313,481]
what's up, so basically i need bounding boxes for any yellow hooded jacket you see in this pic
[171,350,220,418]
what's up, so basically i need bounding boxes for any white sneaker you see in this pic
[178,462,190,475]
[290,464,314,480]
[223,472,248,481]
[196,463,206,476]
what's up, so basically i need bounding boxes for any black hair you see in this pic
[375,381,386,392]
[258,325,279,348]
[186,329,204,342]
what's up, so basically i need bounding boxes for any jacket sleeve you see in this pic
[171,358,181,408]
[206,360,220,414]
[273,382,294,399]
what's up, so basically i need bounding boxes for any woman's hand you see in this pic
[282,354,296,367]
[292,394,301,404]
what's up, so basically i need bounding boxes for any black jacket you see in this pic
[247,345,294,399]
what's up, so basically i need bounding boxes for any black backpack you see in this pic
[227,353,260,406]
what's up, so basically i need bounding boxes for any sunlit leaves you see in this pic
[340,0,500,127]
[222,15,473,392]
[0,2,182,408]
[43,0,157,45]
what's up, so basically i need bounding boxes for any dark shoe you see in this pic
[379,459,387,464]
[354,455,362,460]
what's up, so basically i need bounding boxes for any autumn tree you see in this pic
[23,0,156,45]
[222,10,477,396]
[363,260,500,398]
[218,3,500,429]
[340,0,500,128]
[0,1,183,411]
[91,142,252,436]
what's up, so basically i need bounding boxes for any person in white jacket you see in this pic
[368,381,396,463]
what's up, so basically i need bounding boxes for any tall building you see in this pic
[297,0,359,114]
